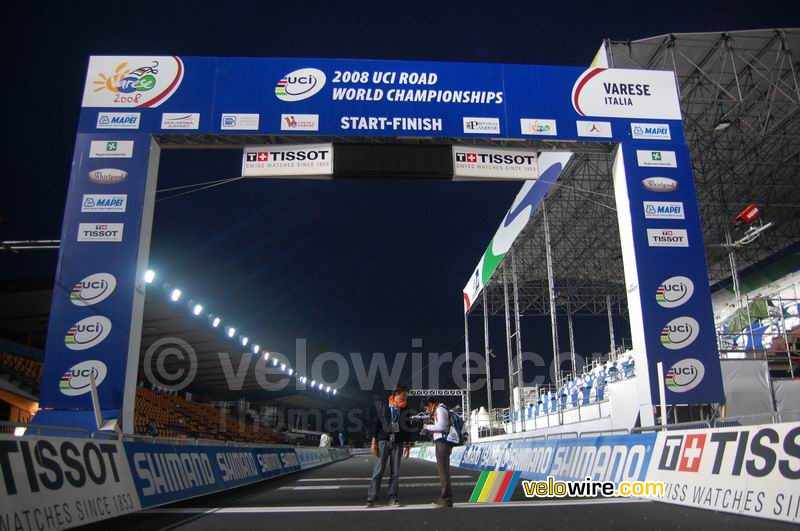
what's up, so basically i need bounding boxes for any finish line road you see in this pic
[82,455,796,531]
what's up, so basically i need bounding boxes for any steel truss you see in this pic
[607,29,800,287]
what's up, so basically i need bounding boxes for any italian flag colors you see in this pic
[469,471,521,503]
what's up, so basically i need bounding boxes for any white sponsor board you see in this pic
[452,146,538,180]
[571,68,682,120]
[520,118,557,136]
[280,114,319,131]
[81,56,184,108]
[96,112,140,129]
[463,117,500,134]
[242,144,333,177]
[161,113,200,130]
[645,423,800,524]
[576,120,612,138]
[0,436,141,528]
[77,223,124,242]
[631,122,671,140]
[89,141,134,159]
[647,228,688,247]
[644,201,684,220]
[82,194,127,213]
[221,113,260,130]
[637,150,677,168]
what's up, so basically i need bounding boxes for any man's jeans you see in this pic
[367,440,403,502]
[435,440,453,502]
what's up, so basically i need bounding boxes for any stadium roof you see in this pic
[471,28,800,317]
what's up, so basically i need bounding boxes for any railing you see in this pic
[0,420,119,440]
[713,408,800,428]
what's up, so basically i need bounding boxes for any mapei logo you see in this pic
[275,68,327,102]
[656,276,694,308]
[631,122,671,140]
[644,201,684,220]
[64,316,112,350]
[665,358,705,393]
[82,194,127,212]
[70,273,117,306]
[660,316,699,350]
[657,426,800,480]
[96,112,140,129]
[87,168,128,184]
[83,56,184,108]
[59,360,108,396]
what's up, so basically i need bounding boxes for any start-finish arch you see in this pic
[35,54,723,433]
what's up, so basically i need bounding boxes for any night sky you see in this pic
[3,1,798,406]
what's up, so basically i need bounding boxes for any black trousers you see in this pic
[435,440,453,502]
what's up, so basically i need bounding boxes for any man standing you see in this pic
[366,385,413,507]
[421,396,453,508]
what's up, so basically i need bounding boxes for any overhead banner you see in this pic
[242,144,333,178]
[77,57,685,143]
[452,146,538,180]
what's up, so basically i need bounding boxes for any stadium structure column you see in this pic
[542,204,561,387]
[502,267,516,432]
[482,294,493,435]
[511,249,525,431]
[463,312,472,422]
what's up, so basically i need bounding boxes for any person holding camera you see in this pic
[366,385,413,507]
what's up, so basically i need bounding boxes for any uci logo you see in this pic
[275,68,326,102]
[665,358,705,392]
[64,316,112,350]
[660,316,700,350]
[59,360,108,396]
[71,273,117,306]
[655,276,694,308]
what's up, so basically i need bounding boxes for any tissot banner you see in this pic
[451,146,538,180]
[242,143,333,177]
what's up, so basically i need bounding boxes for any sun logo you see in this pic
[93,61,158,94]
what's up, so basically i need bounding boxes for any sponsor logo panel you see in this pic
[452,146,538,179]
[89,141,134,158]
[87,168,128,185]
[81,56,184,108]
[275,68,327,102]
[280,114,319,131]
[641,177,678,192]
[576,120,612,138]
[660,316,700,350]
[463,117,500,135]
[644,201,684,220]
[571,68,682,119]
[637,150,677,168]
[221,113,259,130]
[520,118,557,136]
[64,316,112,350]
[665,358,705,393]
[82,194,127,212]
[70,273,117,306]
[647,228,688,247]
[655,276,694,308]
[242,143,333,177]
[60,360,108,396]
[77,223,124,242]
[96,112,141,129]
[631,122,671,140]
[161,112,200,130]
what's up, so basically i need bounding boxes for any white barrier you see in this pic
[0,434,350,530]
